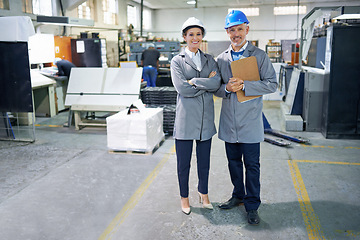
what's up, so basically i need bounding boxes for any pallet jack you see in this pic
[263,113,310,147]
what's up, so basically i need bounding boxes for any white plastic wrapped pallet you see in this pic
[106,108,164,152]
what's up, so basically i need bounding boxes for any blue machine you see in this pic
[128,41,180,68]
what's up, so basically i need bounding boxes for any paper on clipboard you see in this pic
[230,56,261,102]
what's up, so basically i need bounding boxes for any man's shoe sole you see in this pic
[218,202,243,209]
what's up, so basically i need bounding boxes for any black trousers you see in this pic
[225,142,261,212]
[175,138,212,198]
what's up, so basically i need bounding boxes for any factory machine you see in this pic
[128,41,180,67]
[128,42,180,86]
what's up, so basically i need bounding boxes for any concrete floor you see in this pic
[1,100,360,240]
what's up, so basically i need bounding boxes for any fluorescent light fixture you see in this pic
[229,8,259,16]
[334,14,360,20]
[274,6,307,15]
[187,1,196,4]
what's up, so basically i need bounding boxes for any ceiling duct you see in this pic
[36,16,94,27]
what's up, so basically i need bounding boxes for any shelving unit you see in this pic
[266,44,282,63]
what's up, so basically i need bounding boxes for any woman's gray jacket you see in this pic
[170,49,221,140]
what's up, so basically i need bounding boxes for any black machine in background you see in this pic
[307,37,326,69]
[321,23,360,139]
[0,42,33,113]
[71,37,107,67]
[0,41,33,140]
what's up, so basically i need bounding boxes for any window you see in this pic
[127,5,137,28]
[103,0,117,25]
[22,0,33,13]
[0,0,9,10]
[143,9,152,30]
[33,0,52,16]
[274,6,306,15]
[229,8,259,17]
[78,1,93,20]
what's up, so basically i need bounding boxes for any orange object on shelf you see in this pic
[54,36,72,65]
[291,42,299,65]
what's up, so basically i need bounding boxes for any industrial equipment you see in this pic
[128,41,180,67]
[299,6,360,139]
[71,37,107,67]
[128,41,180,86]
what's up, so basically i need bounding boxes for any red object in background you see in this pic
[291,43,300,65]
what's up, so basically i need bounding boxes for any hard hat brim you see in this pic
[225,21,248,29]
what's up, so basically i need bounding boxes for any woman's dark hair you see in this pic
[182,25,205,36]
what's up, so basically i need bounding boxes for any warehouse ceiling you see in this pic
[132,0,345,9]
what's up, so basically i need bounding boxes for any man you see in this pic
[141,43,160,87]
[54,58,76,79]
[215,10,278,225]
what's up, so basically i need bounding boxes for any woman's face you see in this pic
[183,27,203,52]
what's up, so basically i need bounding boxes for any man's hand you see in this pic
[226,77,244,92]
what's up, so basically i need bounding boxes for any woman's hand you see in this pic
[225,77,244,92]
[208,71,216,78]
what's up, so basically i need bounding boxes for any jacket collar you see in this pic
[224,41,255,62]
[180,48,207,71]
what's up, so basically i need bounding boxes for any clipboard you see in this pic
[230,56,261,102]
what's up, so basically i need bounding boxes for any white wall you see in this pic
[152,1,360,51]
[153,5,304,51]
[127,0,156,37]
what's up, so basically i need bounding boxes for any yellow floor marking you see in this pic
[98,145,175,240]
[294,160,360,166]
[345,146,360,150]
[302,145,335,149]
[302,145,360,150]
[35,124,62,128]
[288,160,326,240]
[335,230,360,237]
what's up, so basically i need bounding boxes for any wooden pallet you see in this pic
[108,137,165,155]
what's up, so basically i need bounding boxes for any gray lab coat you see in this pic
[171,49,221,140]
[215,42,278,143]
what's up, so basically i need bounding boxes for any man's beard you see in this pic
[231,38,246,47]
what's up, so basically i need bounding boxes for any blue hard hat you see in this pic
[225,10,249,29]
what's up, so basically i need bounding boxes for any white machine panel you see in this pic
[104,68,143,94]
[67,68,105,94]
[65,67,142,107]
[65,95,139,107]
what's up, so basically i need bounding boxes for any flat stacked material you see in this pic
[141,87,178,135]
[140,87,177,105]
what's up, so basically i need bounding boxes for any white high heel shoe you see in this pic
[181,197,191,215]
[198,192,213,210]
[182,207,191,215]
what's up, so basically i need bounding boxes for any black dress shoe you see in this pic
[218,197,244,209]
[247,210,260,225]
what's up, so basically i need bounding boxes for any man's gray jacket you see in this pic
[215,42,278,143]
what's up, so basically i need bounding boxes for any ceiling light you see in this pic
[187,1,196,4]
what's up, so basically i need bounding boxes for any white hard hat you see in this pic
[181,17,206,37]
[147,43,155,48]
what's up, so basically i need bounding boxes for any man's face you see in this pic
[226,23,249,48]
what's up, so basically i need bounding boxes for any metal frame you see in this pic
[299,6,343,68]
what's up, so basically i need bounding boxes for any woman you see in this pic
[170,17,221,215]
